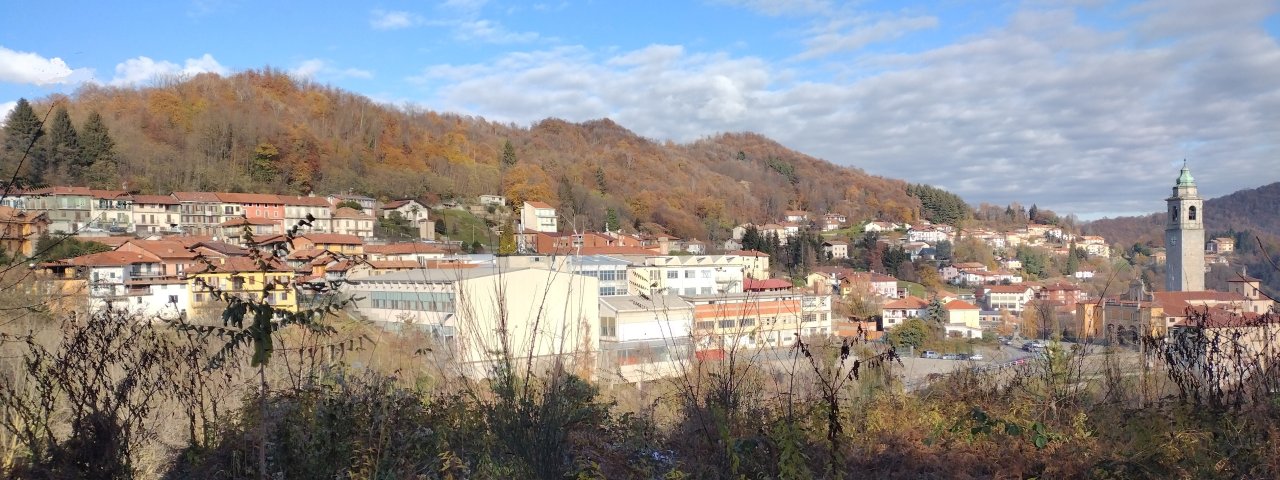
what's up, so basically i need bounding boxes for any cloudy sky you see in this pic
[1,0,1277,219]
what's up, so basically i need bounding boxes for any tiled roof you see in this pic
[220,217,277,227]
[61,250,161,266]
[986,284,1033,294]
[1153,291,1248,314]
[367,260,423,269]
[120,240,199,259]
[131,194,178,205]
[331,207,372,219]
[89,189,129,200]
[215,192,283,204]
[196,256,291,273]
[944,299,980,310]
[883,296,929,309]
[728,249,769,257]
[525,201,553,208]
[277,195,332,207]
[301,233,364,245]
[743,278,793,291]
[171,192,221,202]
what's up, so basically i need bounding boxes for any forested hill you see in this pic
[1,69,929,241]
[1082,181,1280,248]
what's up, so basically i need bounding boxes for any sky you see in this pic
[1,0,1277,220]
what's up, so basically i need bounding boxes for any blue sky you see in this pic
[2,0,1278,220]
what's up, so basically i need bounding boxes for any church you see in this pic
[1074,163,1275,343]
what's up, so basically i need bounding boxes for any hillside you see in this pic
[2,69,925,241]
[1083,181,1280,248]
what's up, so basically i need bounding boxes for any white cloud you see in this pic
[0,101,17,126]
[441,0,488,12]
[454,19,540,44]
[370,9,423,30]
[289,59,373,80]
[0,46,94,86]
[797,14,939,60]
[715,0,832,16]
[410,2,1280,217]
[110,54,229,86]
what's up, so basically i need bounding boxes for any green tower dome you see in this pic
[1176,161,1194,186]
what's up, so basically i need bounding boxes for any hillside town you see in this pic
[0,164,1270,383]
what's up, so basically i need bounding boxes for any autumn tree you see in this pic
[249,142,281,184]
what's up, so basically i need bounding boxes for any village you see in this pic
[0,164,1272,383]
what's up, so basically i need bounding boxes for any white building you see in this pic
[823,240,849,259]
[280,195,335,233]
[598,295,694,383]
[344,267,599,377]
[41,250,189,320]
[520,201,558,233]
[381,199,433,239]
[130,195,180,234]
[627,255,747,297]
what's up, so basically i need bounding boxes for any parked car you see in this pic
[941,353,960,360]
[922,350,940,359]
[1022,341,1046,352]
[969,353,985,361]
[956,353,971,361]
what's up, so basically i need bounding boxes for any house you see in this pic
[130,195,180,234]
[684,239,706,255]
[380,199,433,240]
[862,221,898,233]
[726,250,771,280]
[907,226,949,244]
[880,295,929,329]
[293,233,365,255]
[783,210,808,223]
[598,295,695,383]
[821,217,842,231]
[757,224,788,244]
[823,240,849,259]
[1038,283,1088,307]
[327,193,377,212]
[40,250,188,319]
[688,292,804,352]
[479,194,507,207]
[173,192,226,236]
[520,201,558,233]
[88,190,133,232]
[116,239,201,276]
[824,213,847,225]
[215,193,285,230]
[21,186,93,233]
[189,257,298,313]
[1074,268,1096,280]
[0,206,49,257]
[279,195,335,234]
[219,217,281,242]
[343,267,599,377]
[331,207,375,238]
[1207,237,1235,254]
[1079,235,1110,257]
[744,278,793,293]
[943,299,982,338]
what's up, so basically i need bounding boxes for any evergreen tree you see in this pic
[45,106,79,184]
[1029,204,1040,224]
[604,208,620,231]
[498,217,517,255]
[250,143,281,184]
[1,98,44,186]
[78,111,117,185]
[501,139,517,168]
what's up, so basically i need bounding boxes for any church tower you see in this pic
[1165,161,1204,291]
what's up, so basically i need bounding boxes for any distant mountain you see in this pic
[1083,181,1280,248]
[4,70,932,241]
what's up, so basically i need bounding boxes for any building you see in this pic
[823,240,849,259]
[215,193,285,230]
[188,257,298,313]
[1207,237,1235,254]
[479,195,507,206]
[88,190,133,232]
[343,267,599,377]
[686,292,805,352]
[881,295,929,329]
[22,186,93,233]
[364,242,447,262]
[1165,162,1205,292]
[520,201,558,233]
[130,195,180,234]
[173,192,225,236]
[0,206,49,257]
[218,217,281,242]
[627,255,746,297]
[331,207,375,238]
[39,250,188,319]
[279,195,335,233]
[598,295,694,383]
[980,284,1036,313]
[381,199,433,239]
[943,299,982,338]
[327,193,377,212]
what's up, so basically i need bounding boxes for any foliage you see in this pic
[886,317,931,349]
[374,211,417,240]
[33,233,112,262]
[1,98,44,186]
[907,183,971,225]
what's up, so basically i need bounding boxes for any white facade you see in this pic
[1165,164,1205,292]
[598,295,695,383]
[520,201,558,233]
[627,255,747,297]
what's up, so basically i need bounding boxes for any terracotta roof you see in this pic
[131,194,178,205]
[743,278,793,291]
[365,243,445,255]
[1227,276,1263,283]
[215,192,283,204]
[301,233,364,245]
[189,241,249,256]
[120,240,199,259]
[1042,282,1081,291]
[524,201,553,208]
[277,195,332,207]
[1153,291,1248,314]
[195,256,291,273]
[728,249,769,257]
[171,192,221,202]
[573,246,661,256]
[72,235,131,247]
[382,199,426,210]
[287,248,328,261]
[0,205,46,223]
[89,189,129,200]
[61,250,161,266]
[331,207,373,219]
[944,299,980,310]
[884,296,929,309]
[25,186,92,196]
[1176,307,1271,329]
[986,285,1033,294]
[823,240,849,245]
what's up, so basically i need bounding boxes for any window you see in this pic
[667,270,679,279]
[696,321,715,330]
[719,319,735,328]
[684,288,696,296]
[684,270,694,278]
[1188,206,1197,221]
[168,295,178,304]
[667,288,678,295]
[601,317,617,338]
[740,318,755,327]
[700,287,712,294]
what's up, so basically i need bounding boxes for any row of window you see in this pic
[369,291,456,312]
[665,269,715,279]
[667,287,714,296]
[193,291,289,303]
[579,269,627,281]
[695,318,759,330]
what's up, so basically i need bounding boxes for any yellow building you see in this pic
[0,206,50,257]
[188,257,298,313]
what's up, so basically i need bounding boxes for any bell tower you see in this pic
[1165,161,1204,292]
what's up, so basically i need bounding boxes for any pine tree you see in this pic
[45,106,79,184]
[604,208,620,231]
[501,139,517,168]
[1029,204,1040,224]
[1,98,44,187]
[498,217,517,255]
[78,111,117,185]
